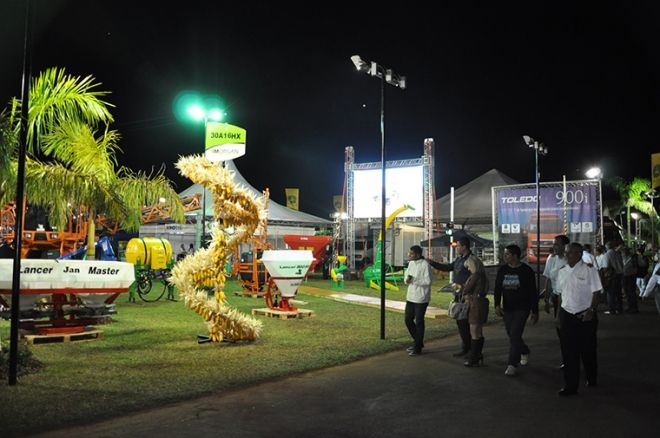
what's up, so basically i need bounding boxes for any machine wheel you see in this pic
[137,276,164,302]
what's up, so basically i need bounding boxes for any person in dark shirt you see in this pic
[428,236,474,357]
[494,244,539,376]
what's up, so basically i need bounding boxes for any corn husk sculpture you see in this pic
[170,155,264,342]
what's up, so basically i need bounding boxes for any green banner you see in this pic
[204,122,246,162]
[205,122,246,149]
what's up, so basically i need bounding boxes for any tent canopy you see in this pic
[434,169,518,225]
[178,160,331,226]
[420,229,493,248]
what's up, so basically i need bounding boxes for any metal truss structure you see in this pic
[342,141,435,270]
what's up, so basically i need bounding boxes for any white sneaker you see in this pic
[520,354,529,366]
[505,365,517,376]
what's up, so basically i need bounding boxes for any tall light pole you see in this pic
[631,212,640,242]
[186,105,225,248]
[644,190,658,249]
[351,55,406,340]
[523,135,548,290]
[8,0,32,386]
[585,167,603,245]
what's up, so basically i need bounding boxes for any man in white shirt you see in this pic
[404,245,433,356]
[555,242,603,396]
[542,235,569,317]
[582,244,598,268]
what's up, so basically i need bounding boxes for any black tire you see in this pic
[137,275,152,294]
[137,276,165,302]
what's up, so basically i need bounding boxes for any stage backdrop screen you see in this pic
[353,165,424,218]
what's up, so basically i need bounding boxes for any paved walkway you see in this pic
[298,285,448,319]
[30,300,660,438]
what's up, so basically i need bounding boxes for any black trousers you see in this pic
[558,307,598,391]
[405,301,429,351]
[503,309,531,366]
[606,274,623,313]
[622,275,638,311]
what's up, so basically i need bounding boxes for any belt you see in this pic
[573,308,595,321]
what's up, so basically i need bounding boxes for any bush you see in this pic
[0,339,43,379]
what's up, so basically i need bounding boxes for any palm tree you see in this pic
[0,67,184,256]
[609,177,654,245]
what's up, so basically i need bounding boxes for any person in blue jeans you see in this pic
[494,244,539,376]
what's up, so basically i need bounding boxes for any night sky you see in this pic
[1,1,658,219]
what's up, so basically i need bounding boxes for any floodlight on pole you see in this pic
[186,104,226,248]
[523,135,548,292]
[585,167,602,179]
[351,54,406,340]
[631,212,641,241]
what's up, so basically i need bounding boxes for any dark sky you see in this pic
[1,1,658,219]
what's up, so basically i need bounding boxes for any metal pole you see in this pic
[449,187,455,283]
[653,194,657,249]
[535,144,541,291]
[201,189,206,247]
[380,72,386,340]
[9,0,32,386]
[598,178,604,246]
[201,118,207,248]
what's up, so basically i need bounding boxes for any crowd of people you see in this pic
[401,235,659,396]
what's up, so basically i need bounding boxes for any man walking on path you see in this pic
[403,245,433,356]
[555,242,603,396]
[494,244,539,376]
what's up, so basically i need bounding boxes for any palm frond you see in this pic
[113,166,185,230]
[0,111,18,203]
[41,121,119,183]
[15,67,114,154]
[24,160,127,229]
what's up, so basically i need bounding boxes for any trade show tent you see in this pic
[178,160,331,227]
[140,160,330,252]
[434,168,518,225]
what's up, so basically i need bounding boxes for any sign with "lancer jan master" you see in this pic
[205,122,246,162]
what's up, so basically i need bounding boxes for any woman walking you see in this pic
[462,255,490,367]
[494,244,539,376]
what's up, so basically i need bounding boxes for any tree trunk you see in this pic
[86,209,96,259]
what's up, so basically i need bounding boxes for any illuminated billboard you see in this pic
[353,165,424,218]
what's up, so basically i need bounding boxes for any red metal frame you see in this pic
[0,287,128,335]
[264,278,298,312]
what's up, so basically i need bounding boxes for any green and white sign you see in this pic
[204,122,246,162]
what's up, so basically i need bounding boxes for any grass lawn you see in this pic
[0,275,470,435]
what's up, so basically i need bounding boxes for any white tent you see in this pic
[434,168,518,225]
[178,160,331,226]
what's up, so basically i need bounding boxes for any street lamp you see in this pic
[351,55,406,340]
[523,135,548,290]
[630,212,640,242]
[585,167,604,245]
[186,105,225,248]
[585,167,602,179]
